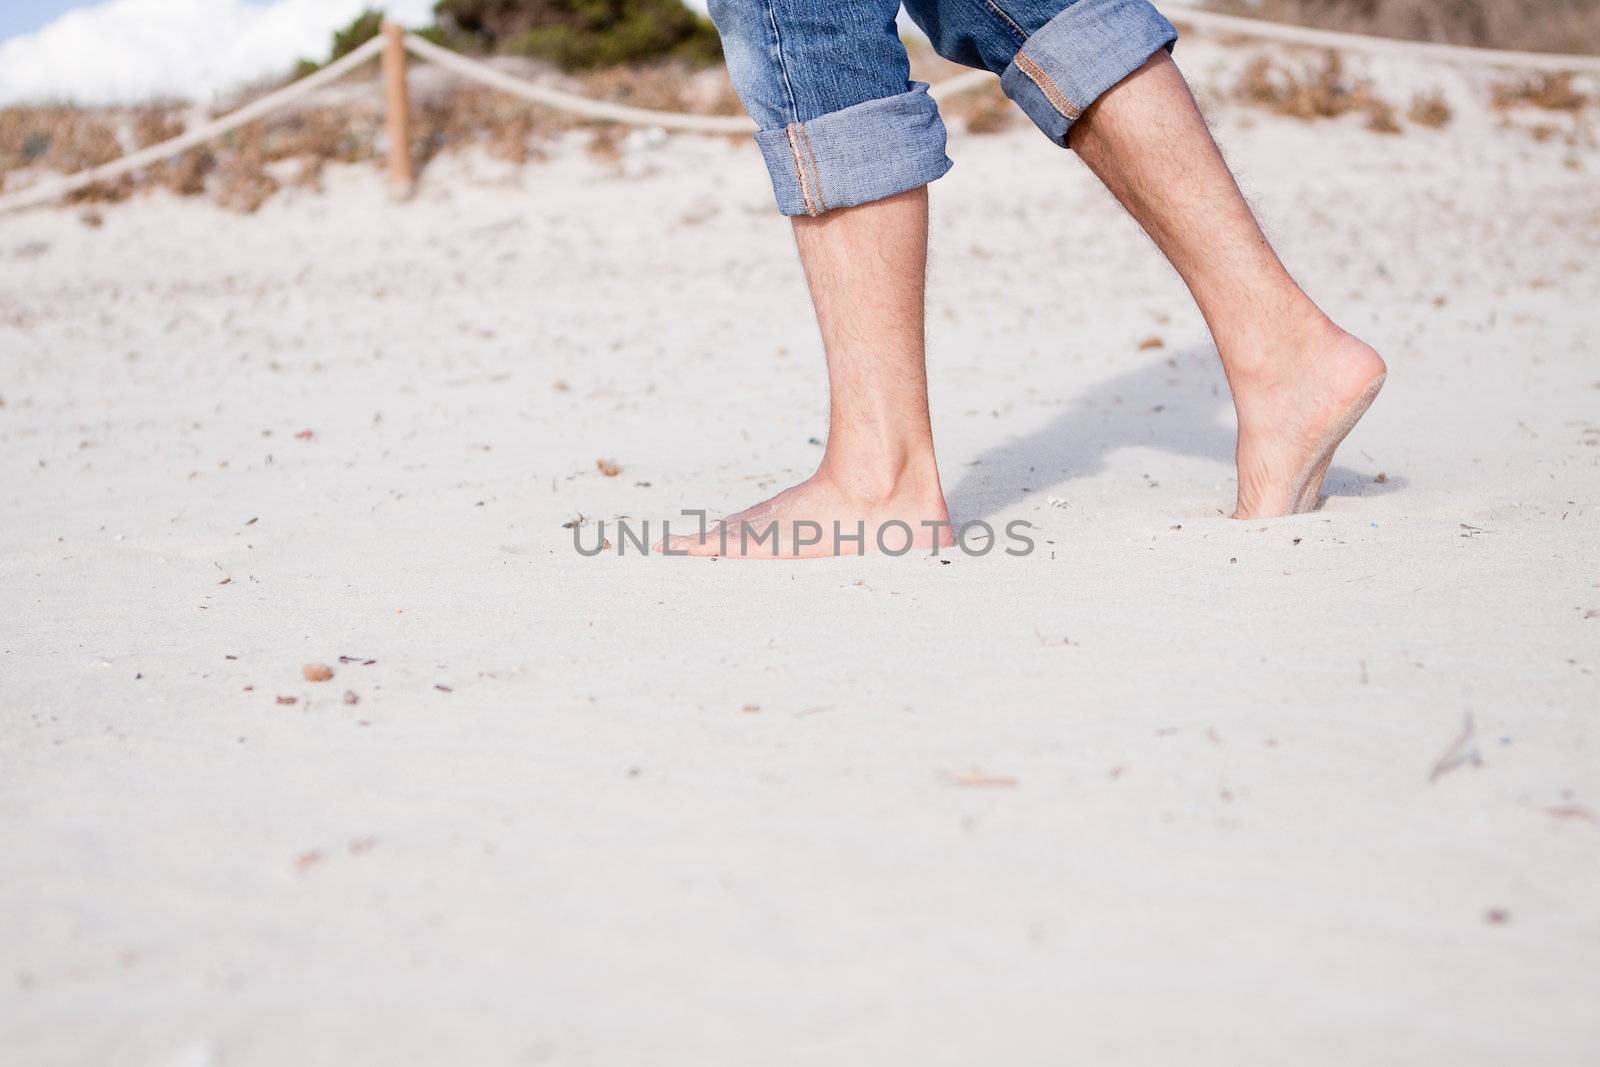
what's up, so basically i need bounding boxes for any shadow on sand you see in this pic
[943,346,1403,522]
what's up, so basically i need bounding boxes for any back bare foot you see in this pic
[658,464,954,558]
[1229,320,1387,518]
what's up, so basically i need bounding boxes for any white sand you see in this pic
[2,39,1598,1065]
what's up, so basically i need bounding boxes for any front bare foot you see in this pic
[1229,320,1386,518]
[658,463,953,559]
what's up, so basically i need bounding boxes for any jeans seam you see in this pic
[1014,51,1081,119]
[763,0,800,124]
[979,0,1029,42]
[797,124,828,213]
[785,123,820,216]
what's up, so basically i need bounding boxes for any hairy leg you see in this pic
[1070,52,1386,517]
[663,187,953,557]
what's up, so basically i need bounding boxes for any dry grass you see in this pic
[1407,91,1453,128]
[1364,99,1401,134]
[1209,0,1600,56]
[0,58,742,214]
[413,83,559,168]
[957,87,1021,135]
[1491,73,1589,113]
[1235,51,1399,127]
[939,81,1020,135]
[0,108,133,202]
[210,126,278,214]
[584,125,623,162]
[579,62,741,117]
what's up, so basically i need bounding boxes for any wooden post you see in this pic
[381,22,414,200]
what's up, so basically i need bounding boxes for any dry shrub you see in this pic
[43,112,122,172]
[0,108,50,173]
[211,126,279,213]
[262,107,379,164]
[1235,51,1402,132]
[158,148,215,196]
[943,83,1018,135]
[0,107,123,201]
[0,108,60,199]
[1491,73,1589,112]
[579,61,744,118]
[581,63,693,112]
[38,111,134,202]
[132,108,183,148]
[963,92,1019,135]
[1408,90,1453,128]
[413,83,567,168]
[1364,99,1401,133]
[131,107,218,196]
[293,156,326,191]
[488,116,538,163]
[586,125,623,162]
[1212,0,1600,56]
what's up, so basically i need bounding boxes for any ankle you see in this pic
[816,445,943,507]
[1219,303,1341,383]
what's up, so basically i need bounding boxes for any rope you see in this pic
[0,6,1594,215]
[0,35,387,216]
[1162,1,1600,74]
[401,32,752,133]
[401,38,993,132]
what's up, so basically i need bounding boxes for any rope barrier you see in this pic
[401,34,992,128]
[400,32,750,133]
[0,6,1594,216]
[1161,1,1600,74]
[0,35,387,215]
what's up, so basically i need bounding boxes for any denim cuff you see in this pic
[1000,0,1178,146]
[753,83,954,217]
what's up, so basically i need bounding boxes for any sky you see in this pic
[0,1,83,41]
[0,0,439,105]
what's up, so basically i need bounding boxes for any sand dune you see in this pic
[2,36,1597,1065]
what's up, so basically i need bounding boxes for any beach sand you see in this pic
[2,39,1598,1065]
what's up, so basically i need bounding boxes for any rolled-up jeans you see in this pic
[707,0,1178,216]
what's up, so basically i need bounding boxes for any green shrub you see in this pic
[293,7,386,79]
[331,8,386,60]
[433,0,721,69]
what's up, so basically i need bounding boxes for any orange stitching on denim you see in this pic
[1016,52,1079,118]
[785,123,818,216]
[1015,51,1080,120]
[798,124,827,214]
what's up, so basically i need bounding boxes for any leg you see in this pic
[1069,52,1385,517]
[906,0,1384,516]
[664,0,958,557]
[665,187,951,557]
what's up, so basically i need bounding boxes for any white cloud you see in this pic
[0,0,439,106]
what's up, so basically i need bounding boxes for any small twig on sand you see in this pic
[1429,710,1481,784]
[1034,627,1075,647]
[1547,805,1598,824]
[949,769,1018,788]
[794,705,836,717]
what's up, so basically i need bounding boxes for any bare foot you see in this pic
[1230,321,1387,518]
[657,466,954,558]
